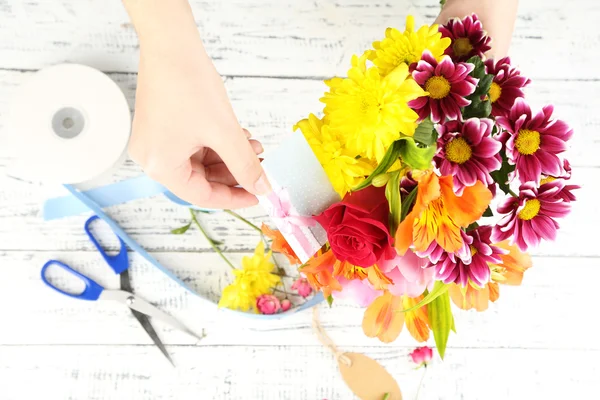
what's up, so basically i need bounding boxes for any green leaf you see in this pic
[466,222,479,231]
[462,99,492,119]
[466,56,485,78]
[400,187,418,222]
[428,291,455,359]
[398,281,448,314]
[490,151,516,195]
[483,206,493,217]
[462,56,494,119]
[385,171,402,237]
[413,117,437,146]
[170,222,191,235]
[327,294,334,307]
[352,141,402,191]
[382,393,391,400]
[397,137,436,170]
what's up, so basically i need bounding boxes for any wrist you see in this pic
[123,0,203,52]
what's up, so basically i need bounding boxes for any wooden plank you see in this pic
[0,70,593,254]
[0,0,596,80]
[0,344,597,400]
[0,163,591,255]
[4,251,598,350]
[0,71,594,167]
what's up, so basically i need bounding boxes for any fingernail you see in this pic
[254,172,272,195]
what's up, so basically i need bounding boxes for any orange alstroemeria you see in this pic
[396,171,492,255]
[362,291,430,343]
[491,241,533,286]
[449,282,499,312]
[300,250,342,298]
[333,260,368,281]
[402,295,430,342]
[367,265,394,290]
[261,224,301,265]
[449,241,532,311]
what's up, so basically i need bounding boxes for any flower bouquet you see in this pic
[257,13,578,357]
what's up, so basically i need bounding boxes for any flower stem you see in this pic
[415,367,427,400]
[224,209,263,235]
[272,288,302,297]
[508,189,518,197]
[190,209,236,270]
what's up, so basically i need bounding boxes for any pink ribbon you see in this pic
[266,188,316,259]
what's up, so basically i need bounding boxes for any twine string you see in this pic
[312,306,352,366]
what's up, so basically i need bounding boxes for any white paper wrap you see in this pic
[258,132,341,263]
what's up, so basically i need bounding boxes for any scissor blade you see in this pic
[100,290,202,341]
[118,271,175,367]
[131,308,175,367]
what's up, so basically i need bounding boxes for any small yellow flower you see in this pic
[295,113,374,197]
[218,241,281,312]
[370,15,451,76]
[320,53,425,163]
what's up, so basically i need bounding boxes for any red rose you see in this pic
[315,185,396,268]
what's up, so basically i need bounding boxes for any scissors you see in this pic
[41,215,203,366]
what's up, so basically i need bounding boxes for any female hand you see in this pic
[123,0,271,209]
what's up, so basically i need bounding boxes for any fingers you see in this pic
[197,138,263,166]
[209,126,272,196]
[169,161,259,209]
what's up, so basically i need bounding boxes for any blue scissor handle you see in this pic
[84,215,129,275]
[41,260,104,301]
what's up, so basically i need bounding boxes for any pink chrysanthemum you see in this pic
[439,14,492,62]
[539,159,580,203]
[409,51,478,123]
[492,181,572,252]
[484,57,531,118]
[434,118,502,194]
[496,98,573,183]
[430,226,505,287]
[417,229,472,265]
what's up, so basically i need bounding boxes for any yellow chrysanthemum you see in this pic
[218,241,281,312]
[320,53,425,162]
[295,113,374,197]
[370,15,451,76]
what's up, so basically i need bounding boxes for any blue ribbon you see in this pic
[43,175,216,220]
[60,182,323,319]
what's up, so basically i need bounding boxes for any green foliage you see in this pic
[385,171,402,236]
[462,56,494,119]
[171,222,191,235]
[352,141,402,191]
[428,291,455,359]
[490,152,516,195]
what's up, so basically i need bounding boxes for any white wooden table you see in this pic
[0,1,598,399]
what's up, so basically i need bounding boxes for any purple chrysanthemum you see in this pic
[409,51,478,123]
[492,181,572,252]
[484,57,531,118]
[434,118,502,195]
[439,14,492,62]
[496,98,573,183]
[430,226,505,287]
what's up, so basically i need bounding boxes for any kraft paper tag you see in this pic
[338,353,402,400]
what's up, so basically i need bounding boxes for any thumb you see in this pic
[212,127,272,196]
